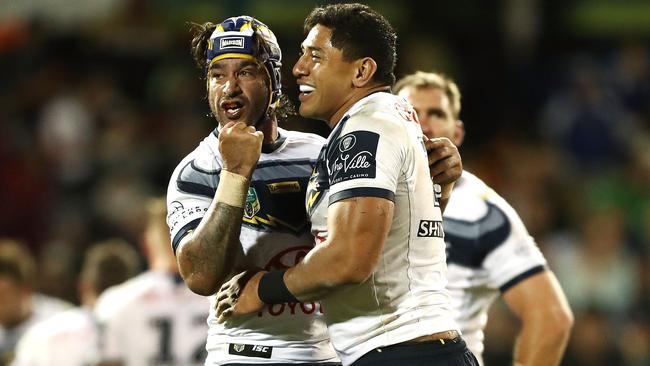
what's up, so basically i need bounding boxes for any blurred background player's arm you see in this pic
[503,271,574,366]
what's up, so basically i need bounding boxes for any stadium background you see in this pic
[0,0,648,364]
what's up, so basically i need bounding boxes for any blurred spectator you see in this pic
[37,91,95,187]
[618,315,650,366]
[547,208,639,316]
[562,309,623,366]
[0,239,71,366]
[539,55,636,174]
[11,239,141,366]
[610,42,650,119]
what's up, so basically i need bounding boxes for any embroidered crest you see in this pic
[244,187,260,219]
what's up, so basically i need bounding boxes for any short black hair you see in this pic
[304,3,397,86]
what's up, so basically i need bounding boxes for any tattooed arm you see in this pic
[176,122,263,296]
[176,200,248,296]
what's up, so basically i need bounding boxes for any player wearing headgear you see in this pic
[167,15,339,365]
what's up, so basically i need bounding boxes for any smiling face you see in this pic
[293,25,358,125]
[207,58,271,127]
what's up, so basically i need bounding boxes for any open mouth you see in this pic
[220,100,245,119]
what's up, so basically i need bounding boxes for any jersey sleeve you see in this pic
[482,192,548,292]
[326,112,409,205]
[166,159,216,254]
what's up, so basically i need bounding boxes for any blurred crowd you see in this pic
[0,1,648,365]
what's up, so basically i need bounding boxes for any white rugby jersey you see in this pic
[443,171,547,365]
[306,92,459,365]
[94,271,210,366]
[0,294,72,364]
[11,307,98,366]
[166,128,339,365]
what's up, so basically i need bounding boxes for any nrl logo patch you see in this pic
[232,343,245,353]
[220,37,244,49]
[244,187,260,219]
[339,134,356,152]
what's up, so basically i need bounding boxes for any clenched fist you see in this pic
[219,122,264,178]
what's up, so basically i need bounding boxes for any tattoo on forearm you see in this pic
[182,202,245,288]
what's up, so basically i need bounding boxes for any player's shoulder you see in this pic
[32,293,74,320]
[280,128,326,146]
[344,92,417,136]
[445,170,534,249]
[22,307,92,343]
[278,128,326,158]
[444,170,498,221]
[454,170,521,217]
[351,92,411,119]
[168,132,222,199]
[170,131,221,181]
[95,272,165,317]
[38,307,92,333]
[454,170,492,195]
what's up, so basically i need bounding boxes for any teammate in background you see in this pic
[95,198,210,366]
[166,15,340,365]
[216,4,477,366]
[395,71,574,366]
[0,239,72,366]
[11,239,140,366]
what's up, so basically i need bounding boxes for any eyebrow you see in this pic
[239,60,260,68]
[425,107,447,116]
[210,59,260,71]
[302,45,323,53]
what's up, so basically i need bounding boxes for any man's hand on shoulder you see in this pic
[425,137,461,212]
[425,137,462,185]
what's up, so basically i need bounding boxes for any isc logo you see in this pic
[253,345,270,353]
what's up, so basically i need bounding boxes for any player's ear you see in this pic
[352,57,377,88]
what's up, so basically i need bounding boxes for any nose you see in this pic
[222,74,241,97]
[293,54,307,78]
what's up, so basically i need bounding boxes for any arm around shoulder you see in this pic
[284,196,394,301]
